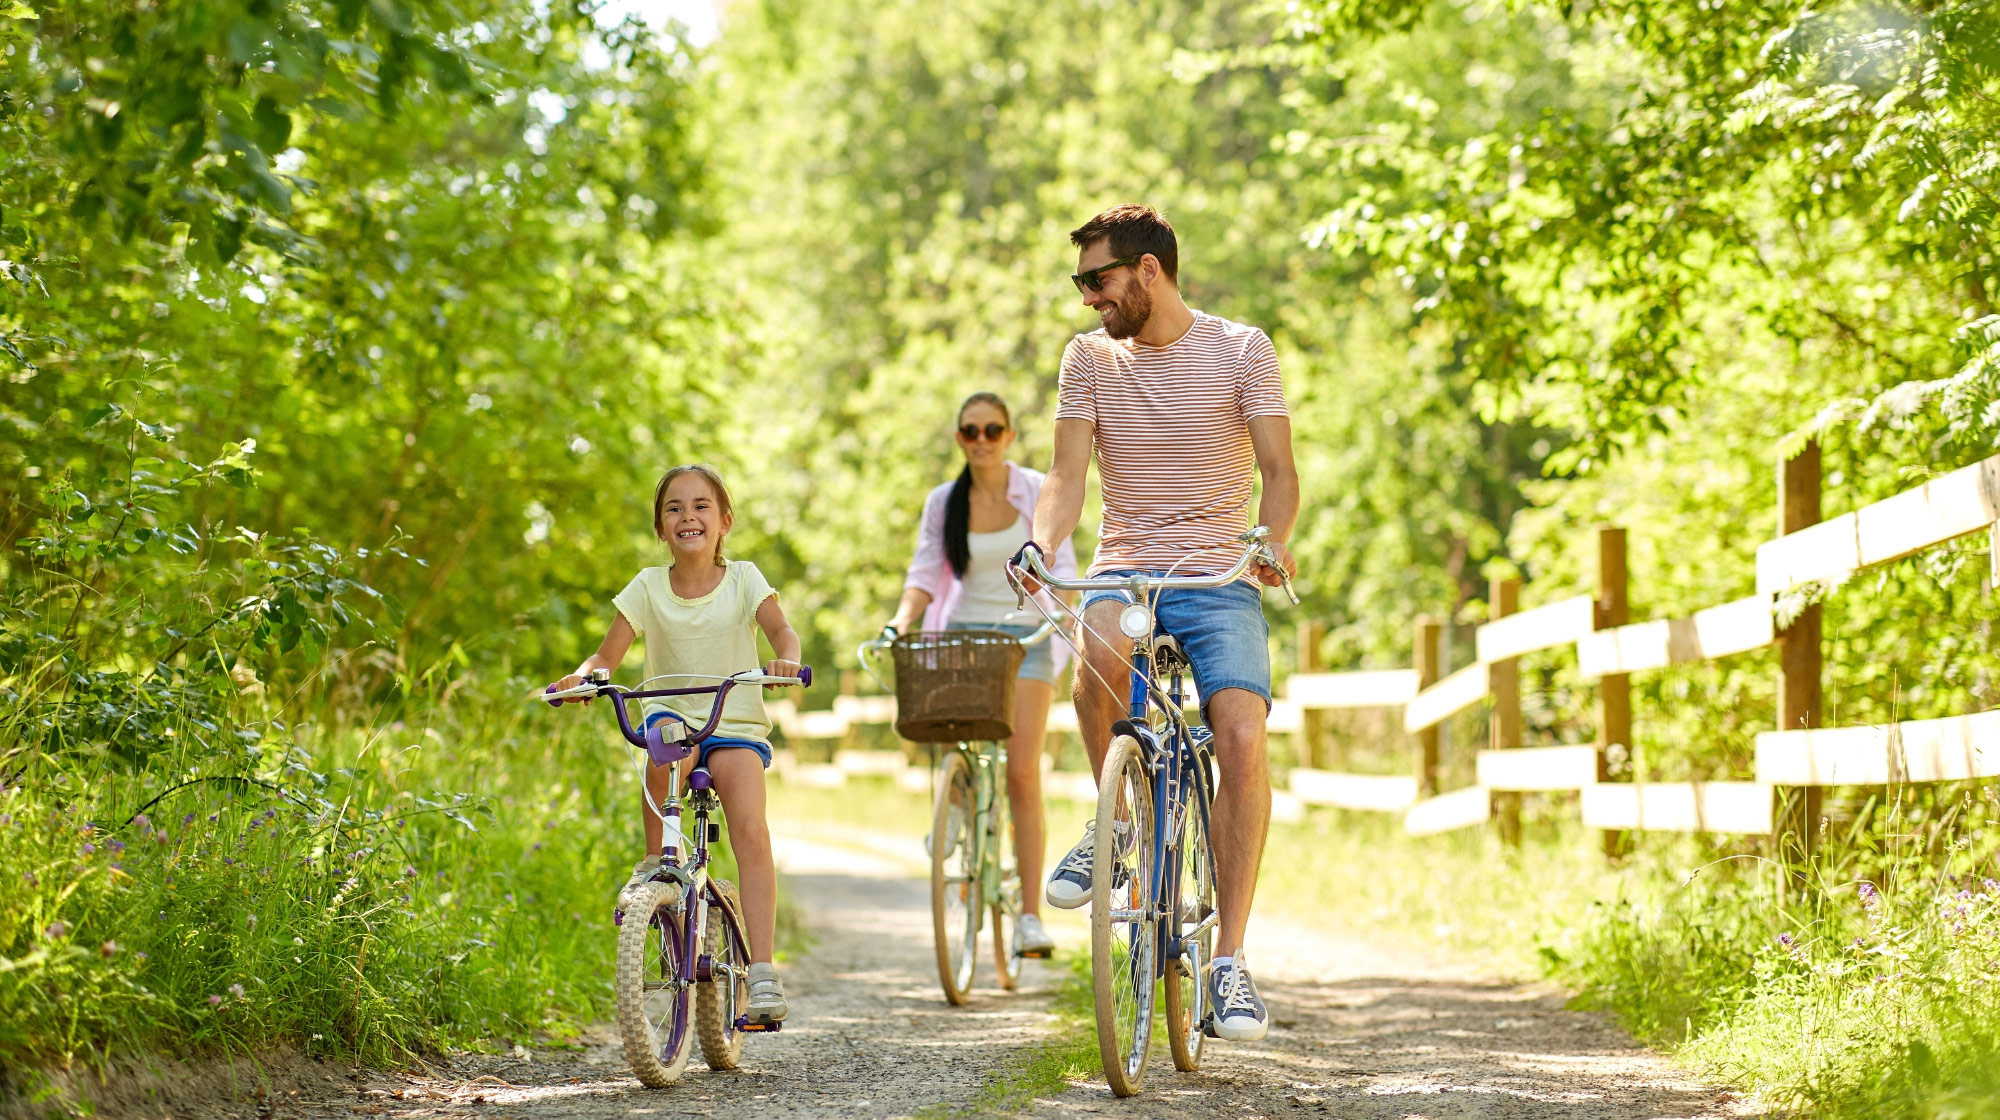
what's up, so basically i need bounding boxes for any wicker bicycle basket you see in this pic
[891,630,1025,743]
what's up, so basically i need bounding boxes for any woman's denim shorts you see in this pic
[946,619,1057,684]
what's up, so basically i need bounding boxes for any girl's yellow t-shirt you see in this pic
[611,560,777,743]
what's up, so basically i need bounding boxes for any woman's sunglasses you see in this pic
[959,423,1009,442]
[1070,254,1142,293]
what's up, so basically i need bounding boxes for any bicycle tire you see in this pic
[1163,766,1216,1072]
[1092,733,1157,1097]
[696,879,751,1070]
[931,749,980,1005]
[989,761,1024,991]
[615,880,694,1087]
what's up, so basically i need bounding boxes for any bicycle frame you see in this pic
[1122,640,1214,1001]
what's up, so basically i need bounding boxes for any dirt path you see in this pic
[256,825,1749,1120]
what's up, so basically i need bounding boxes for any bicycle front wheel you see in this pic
[696,879,751,1070]
[931,749,980,1005]
[615,880,694,1087]
[1164,767,1216,1072]
[1092,734,1157,1097]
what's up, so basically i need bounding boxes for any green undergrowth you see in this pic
[0,680,807,1076]
[919,949,1095,1120]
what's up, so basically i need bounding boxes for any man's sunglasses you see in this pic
[959,423,1009,442]
[1070,254,1142,293]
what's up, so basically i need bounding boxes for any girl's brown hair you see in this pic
[653,463,733,567]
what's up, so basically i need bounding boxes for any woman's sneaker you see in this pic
[1044,820,1133,909]
[1013,913,1056,958]
[747,962,788,1024]
[1206,954,1268,1041]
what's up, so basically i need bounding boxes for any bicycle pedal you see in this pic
[1200,1013,1221,1039]
[1014,946,1054,960]
[735,1016,783,1033]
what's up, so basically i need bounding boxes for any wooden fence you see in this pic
[771,441,2000,854]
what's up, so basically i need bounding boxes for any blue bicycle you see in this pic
[1012,528,1294,1096]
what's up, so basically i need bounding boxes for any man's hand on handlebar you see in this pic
[1254,540,1298,589]
[1007,541,1048,598]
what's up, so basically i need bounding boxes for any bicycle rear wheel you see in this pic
[931,749,980,1005]
[615,880,694,1087]
[696,879,751,1070]
[1164,768,1216,1072]
[1091,734,1157,1097]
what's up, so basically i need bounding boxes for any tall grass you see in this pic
[0,681,664,1070]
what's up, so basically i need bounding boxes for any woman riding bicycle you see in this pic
[884,391,1078,960]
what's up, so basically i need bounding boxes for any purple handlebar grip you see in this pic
[544,683,563,708]
[798,666,813,688]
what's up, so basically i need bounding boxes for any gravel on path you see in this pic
[121,823,1754,1120]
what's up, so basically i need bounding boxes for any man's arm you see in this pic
[1033,417,1094,554]
[1248,414,1300,582]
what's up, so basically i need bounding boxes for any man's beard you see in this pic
[1102,284,1153,339]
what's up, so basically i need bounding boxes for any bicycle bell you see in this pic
[1117,602,1154,640]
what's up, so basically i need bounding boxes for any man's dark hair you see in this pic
[1069,204,1178,283]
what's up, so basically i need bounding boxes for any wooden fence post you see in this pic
[1297,619,1328,769]
[1596,527,1630,859]
[1777,440,1824,884]
[1490,576,1523,845]
[1414,615,1442,796]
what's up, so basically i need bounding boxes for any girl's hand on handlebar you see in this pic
[1254,541,1298,588]
[549,673,594,704]
[762,658,803,688]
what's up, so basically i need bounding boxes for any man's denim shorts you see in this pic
[643,709,774,769]
[1080,570,1271,711]
[947,619,1057,684]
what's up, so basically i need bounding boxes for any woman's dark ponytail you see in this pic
[944,465,973,579]
[944,391,1012,580]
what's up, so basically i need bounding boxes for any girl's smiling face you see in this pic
[658,471,731,564]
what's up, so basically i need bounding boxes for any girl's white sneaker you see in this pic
[747,962,788,1024]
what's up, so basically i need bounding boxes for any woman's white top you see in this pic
[951,514,1030,624]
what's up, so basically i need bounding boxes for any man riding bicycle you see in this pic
[1013,204,1299,1043]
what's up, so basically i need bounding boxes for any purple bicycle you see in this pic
[543,665,811,1087]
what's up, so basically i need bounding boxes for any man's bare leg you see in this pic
[1205,687,1270,959]
[1072,600,1132,777]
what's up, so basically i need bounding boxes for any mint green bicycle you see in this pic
[860,617,1054,1005]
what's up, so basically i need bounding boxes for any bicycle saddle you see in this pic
[1151,634,1191,675]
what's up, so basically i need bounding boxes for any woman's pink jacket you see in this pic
[902,461,1079,676]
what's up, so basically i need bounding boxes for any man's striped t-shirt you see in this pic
[1054,310,1289,575]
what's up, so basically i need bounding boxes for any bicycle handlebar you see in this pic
[538,668,811,764]
[1009,528,1299,605]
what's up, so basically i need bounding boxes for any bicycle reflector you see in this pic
[1118,603,1154,640]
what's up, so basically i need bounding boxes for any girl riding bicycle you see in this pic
[885,391,1078,959]
[550,463,802,1025]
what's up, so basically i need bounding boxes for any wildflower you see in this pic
[100,941,119,958]
[341,877,359,890]
[229,983,246,1000]
[45,921,68,939]
[1776,932,1796,950]
[108,839,125,854]
[1858,882,1880,910]
[208,994,223,1007]
[293,937,304,946]
[245,914,257,930]
[1854,936,1867,951]
[0,814,9,826]
[224,857,235,866]
[183,813,195,825]
[1985,879,1999,895]
[23,871,36,886]
[80,842,96,855]
[135,951,148,962]
[505,893,515,904]
[403,866,417,879]
[109,862,124,873]
[133,814,151,831]
[208,813,218,822]
[154,830,168,844]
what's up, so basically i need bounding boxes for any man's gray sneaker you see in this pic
[1013,912,1056,958]
[1206,955,1268,1041]
[1045,820,1134,910]
[746,962,788,1023]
